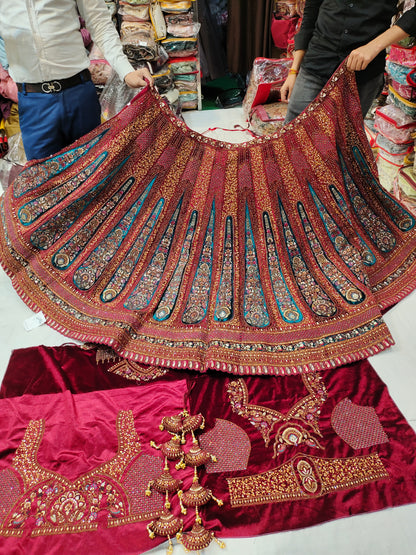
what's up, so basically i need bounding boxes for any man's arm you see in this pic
[76,0,153,87]
[347,25,410,71]
[281,0,323,101]
[293,0,324,51]
[348,6,416,71]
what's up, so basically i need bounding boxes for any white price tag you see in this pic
[23,311,46,331]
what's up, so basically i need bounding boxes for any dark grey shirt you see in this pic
[294,1,416,83]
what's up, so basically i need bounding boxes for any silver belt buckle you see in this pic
[41,80,62,93]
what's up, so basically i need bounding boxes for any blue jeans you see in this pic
[18,79,101,160]
[284,67,384,124]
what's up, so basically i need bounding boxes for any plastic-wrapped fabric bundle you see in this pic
[118,3,150,21]
[166,22,200,37]
[386,59,413,85]
[389,43,416,68]
[160,1,193,12]
[388,85,416,117]
[242,57,292,118]
[249,102,287,136]
[168,56,198,74]
[374,104,416,144]
[88,44,112,86]
[161,37,198,57]
[390,78,416,100]
[99,70,138,121]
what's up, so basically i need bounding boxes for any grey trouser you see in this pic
[284,66,385,124]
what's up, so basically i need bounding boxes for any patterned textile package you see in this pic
[149,1,167,40]
[160,1,193,12]
[393,165,416,215]
[390,77,416,100]
[166,22,200,37]
[118,4,150,22]
[386,59,414,85]
[2,63,416,375]
[375,132,414,158]
[376,154,402,192]
[389,43,416,67]
[388,84,416,117]
[161,37,198,58]
[376,134,414,166]
[249,102,287,136]
[168,56,197,74]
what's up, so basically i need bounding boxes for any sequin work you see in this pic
[1,63,416,374]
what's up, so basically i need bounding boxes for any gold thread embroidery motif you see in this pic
[0,411,164,537]
[227,452,389,506]
[226,374,327,455]
[107,360,168,382]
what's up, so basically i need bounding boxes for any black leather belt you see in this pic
[17,69,91,94]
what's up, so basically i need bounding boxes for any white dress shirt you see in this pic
[0,0,134,83]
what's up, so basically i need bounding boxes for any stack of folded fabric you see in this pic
[374,40,416,195]
[160,0,200,110]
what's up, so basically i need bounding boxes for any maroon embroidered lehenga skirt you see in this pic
[1,64,416,375]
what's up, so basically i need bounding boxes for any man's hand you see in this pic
[347,44,380,71]
[347,24,410,72]
[124,67,154,88]
[280,73,298,102]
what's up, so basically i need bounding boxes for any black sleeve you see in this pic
[294,0,324,51]
[395,7,416,37]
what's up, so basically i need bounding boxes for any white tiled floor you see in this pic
[1,107,416,555]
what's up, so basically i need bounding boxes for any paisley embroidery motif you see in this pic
[263,212,302,323]
[297,202,365,304]
[309,184,368,285]
[214,216,234,322]
[182,204,215,325]
[329,185,376,265]
[279,198,337,317]
[154,210,198,322]
[124,199,183,310]
[244,205,270,328]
